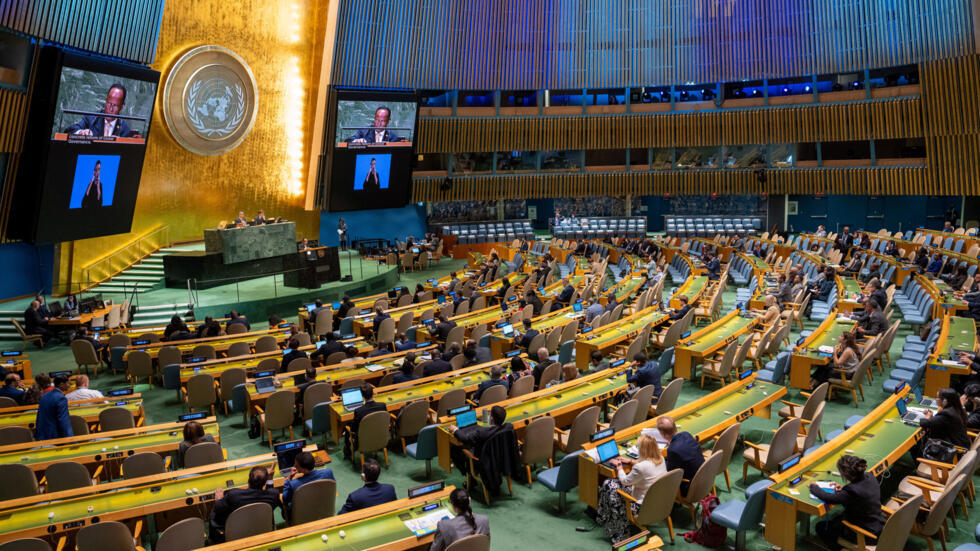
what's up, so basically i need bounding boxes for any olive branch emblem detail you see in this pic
[185,79,246,138]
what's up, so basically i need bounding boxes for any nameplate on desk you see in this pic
[2,350,21,357]
[133,340,150,346]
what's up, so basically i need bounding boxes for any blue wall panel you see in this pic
[319,205,428,247]
[787,195,961,235]
[0,242,54,301]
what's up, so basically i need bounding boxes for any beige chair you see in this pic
[122,452,166,479]
[0,396,17,408]
[601,399,638,433]
[314,309,334,338]
[71,339,101,376]
[470,323,489,343]
[11,319,43,348]
[376,317,396,344]
[184,441,224,468]
[519,416,555,488]
[509,375,534,398]
[254,335,279,353]
[778,382,828,424]
[76,521,141,551]
[886,474,966,551]
[445,534,490,551]
[106,305,121,329]
[828,353,872,406]
[225,502,274,542]
[0,426,33,445]
[436,388,467,419]
[394,400,429,453]
[45,461,96,492]
[839,494,922,551]
[455,301,470,316]
[191,344,216,359]
[225,323,248,335]
[138,332,161,343]
[288,357,312,375]
[621,468,684,544]
[324,351,347,365]
[126,350,154,386]
[742,417,801,482]
[107,333,132,349]
[185,373,216,414]
[356,410,391,468]
[898,449,976,511]
[69,415,90,435]
[0,464,38,499]
[555,405,599,453]
[526,332,546,353]
[219,367,246,416]
[796,402,825,453]
[400,252,414,272]
[257,390,296,446]
[255,357,281,373]
[98,406,135,431]
[444,326,465,348]
[652,378,682,416]
[545,328,562,353]
[290,478,337,525]
[704,422,741,491]
[302,382,332,421]
[478,384,508,406]
[396,311,414,335]
[295,332,312,347]
[157,346,181,370]
[699,340,737,388]
[678,451,725,523]
[226,341,251,357]
[0,539,52,551]
[537,362,561,389]
[155,517,205,551]
[449,354,466,371]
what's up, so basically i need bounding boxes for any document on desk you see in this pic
[641,427,670,447]
[365,364,387,372]
[809,481,836,501]
[404,510,453,536]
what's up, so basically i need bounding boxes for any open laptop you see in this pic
[501,323,515,337]
[595,439,620,467]
[305,303,316,313]
[896,398,929,425]
[914,386,936,408]
[341,387,364,411]
[274,439,306,473]
[572,302,583,313]
[254,377,276,394]
[455,409,478,429]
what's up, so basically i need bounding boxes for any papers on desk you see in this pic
[817,345,834,354]
[404,510,453,537]
[365,364,387,372]
[942,360,965,367]
[584,447,601,462]
[641,427,671,447]
[836,315,852,321]
[809,481,836,501]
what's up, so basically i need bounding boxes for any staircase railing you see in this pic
[77,225,170,294]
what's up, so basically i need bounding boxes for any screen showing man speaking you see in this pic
[52,68,154,144]
[326,90,418,212]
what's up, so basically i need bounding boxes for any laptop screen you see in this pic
[255,377,275,392]
[501,324,514,336]
[456,410,477,428]
[573,302,583,312]
[596,440,619,463]
[306,303,316,312]
[438,295,446,305]
[896,399,908,417]
[412,248,420,254]
[341,388,364,409]
[274,439,306,472]
[332,302,341,310]
[914,386,923,403]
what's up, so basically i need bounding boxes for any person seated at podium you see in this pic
[668,295,691,320]
[281,337,308,372]
[24,300,52,345]
[226,311,250,332]
[434,313,457,341]
[297,238,311,251]
[65,84,137,138]
[348,106,404,144]
[556,278,575,306]
[524,290,544,316]
[338,458,397,514]
[253,210,268,225]
[475,365,509,400]
[195,316,221,338]
[209,466,280,543]
[395,332,417,351]
[311,333,346,363]
[233,211,248,227]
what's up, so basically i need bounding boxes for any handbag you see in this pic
[922,438,958,463]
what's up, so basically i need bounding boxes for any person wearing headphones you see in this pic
[338,458,396,514]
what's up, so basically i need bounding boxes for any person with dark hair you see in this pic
[587,350,610,372]
[525,290,544,316]
[556,278,575,306]
[422,351,453,377]
[434,313,457,342]
[66,83,137,138]
[704,252,721,281]
[447,405,511,476]
[72,326,107,362]
[657,416,703,494]
[34,375,72,440]
[392,354,418,384]
[584,299,604,324]
[345,384,387,458]
[280,337,308,373]
[626,352,663,399]
[334,296,355,330]
[281,451,334,517]
[371,304,391,336]
[866,280,888,310]
[394,331,417,351]
[475,365,509,400]
[310,332,345,363]
[963,383,980,430]
[163,315,189,340]
[853,298,886,337]
[368,341,393,358]
[348,106,403,144]
[669,295,691,321]
[361,158,382,191]
[338,458,396,514]
[506,355,532,386]
[194,315,221,338]
[23,300,52,345]
[226,310,250,332]
[460,346,479,368]
[430,488,491,551]
[465,338,492,364]
[176,420,216,467]
[514,318,539,350]
[294,366,320,406]
[920,387,971,448]
[812,331,861,389]
[809,455,884,546]
[0,373,25,404]
[926,251,944,276]
[209,466,279,542]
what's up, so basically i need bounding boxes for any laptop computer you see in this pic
[501,324,514,337]
[437,295,446,305]
[896,398,929,424]
[254,377,276,394]
[341,387,364,411]
[305,303,316,313]
[595,439,620,467]
[914,386,936,408]
[455,409,478,429]
[412,248,420,254]
[332,302,341,310]
[572,302,583,313]
[274,439,306,473]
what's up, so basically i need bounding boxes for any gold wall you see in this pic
[58,0,332,291]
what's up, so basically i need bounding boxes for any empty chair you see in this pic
[0,539,52,551]
[652,378,682,416]
[76,521,139,551]
[678,451,725,523]
[184,441,224,468]
[258,389,296,446]
[709,479,772,551]
[478,384,508,406]
[536,449,581,513]
[71,339,101,376]
[191,344,217,359]
[356,410,391,468]
[742,418,801,482]
[509,375,534,398]
[220,368,247,415]
[394,400,429,453]
[99,406,135,431]
[0,426,33,445]
[224,502,274,542]
[705,422,741,492]
[226,341,251,357]
[0,464,38,499]
[69,415,90,435]
[185,373,217,414]
[155,517,206,551]
[555,405,600,453]
[290,478,337,524]
[122,452,165,479]
[157,346,181,371]
[604,399,638,433]
[0,396,18,408]
[436,388,467,419]
[520,416,556,487]
[125,350,154,386]
[45,461,95,492]
[254,335,279,353]
[406,424,439,479]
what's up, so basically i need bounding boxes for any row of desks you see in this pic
[0,394,144,431]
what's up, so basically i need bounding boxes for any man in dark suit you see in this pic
[0,374,25,404]
[226,310,250,332]
[447,405,511,476]
[834,226,852,254]
[65,84,137,138]
[669,295,691,321]
[209,466,280,542]
[310,333,346,363]
[531,347,553,387]
[346,384,387,457]
[372,305,391,336]
[422,355,453,377]
[434,314,457,341]
[35,375,72,440]
[253,210,268,225]
[587,350,610,372]
[233,211,248,226]
[348,106,403,144]
[475,365,509,400]
[395,332,417,351]
[23,300,52,345]
[705,253,722,281]
[338,459,397,514]
[867,280,888,310]
[626,352,663,399]
[854,298,887,337]
[658,416,704,494]
[466,339,492,364]
[280,337,308,373]
[392,354,419,384]
[73,326,106,363]
[514,319,539,350]
[556,278,575,305]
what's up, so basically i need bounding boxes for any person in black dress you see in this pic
[809,455,885,546]
[920,387,971,449]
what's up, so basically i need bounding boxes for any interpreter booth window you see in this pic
[496,151,537,173]
[501,91,537,107]
[415,153,449,172]
[585,149,627,170]
[630,148,649,170]
[585,89,626,106]
[420,90,452,107]
[770,144,794,168]
[540,150,581,172]
[676,146,719,169]
[545,90,584,107]
[724,145,766,169]
[458,91,494,108]
[452,152,492,174]
[0,29,33,90]
[652,148,673,169]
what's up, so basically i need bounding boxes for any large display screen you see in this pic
[325,90,418,212]
[9,46,159,243]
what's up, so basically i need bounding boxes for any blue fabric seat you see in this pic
[536,450,582,513]
[710,480,772,550]
[844,415,864,429]
[825,429,844,441]
[758,352,790,384]
[304,402,331,448]
[406,424,439,479]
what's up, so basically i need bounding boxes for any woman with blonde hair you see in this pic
[595,434,667,541]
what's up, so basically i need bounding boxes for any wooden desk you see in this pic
[352,300,440,336]
[836,276,864,313]
[415,305,508,343]
[1,353,32,380]
[489,306,582,359]
[789,316,855,389]
[48,304,119,327]
[764,392,922,550]
[577,373,785,508]
[923,316,977,396]
[669,275,709,308]
[0,395,143,430]
[673,310,760,380]
[436,369,628,472]
[574,307,670,371]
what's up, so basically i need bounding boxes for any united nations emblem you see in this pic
[162,45,258,156]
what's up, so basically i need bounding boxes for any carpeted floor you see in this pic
[14,257,980,551]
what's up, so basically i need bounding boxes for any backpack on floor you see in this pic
[682,494,726,548]
[248,413,261,439]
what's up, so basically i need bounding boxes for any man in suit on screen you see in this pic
[66,84,137,138]
[348,106,403,144]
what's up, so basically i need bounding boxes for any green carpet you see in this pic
[15,263,980,551]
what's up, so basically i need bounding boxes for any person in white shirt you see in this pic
[596,434,667,542]
[65,375,103,401]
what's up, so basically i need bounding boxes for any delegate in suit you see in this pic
[348,106,404,143]
[65,84,137,138]
[35,375,73,440]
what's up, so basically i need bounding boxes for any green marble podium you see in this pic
[204,222,297,264]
